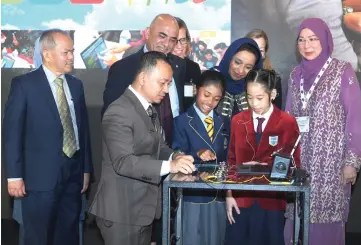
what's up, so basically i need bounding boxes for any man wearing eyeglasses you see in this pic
[102,14,186,146]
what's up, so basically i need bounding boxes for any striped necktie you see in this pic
[54,78,77,158]
[204,116,214,142]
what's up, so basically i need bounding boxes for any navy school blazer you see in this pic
[172,105,229,203]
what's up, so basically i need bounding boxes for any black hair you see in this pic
[244,68,277,94]
[195,70,226,96]
[174,16,191,41]
[198,40,207,48]
[135,51,171,76]
[237,43,260,63]
[214,42,228,50]
[204,49,214,56]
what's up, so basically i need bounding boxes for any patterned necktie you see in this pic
[204,116,214,142]
[54,78,77,158]
[147,105,157,132]
[256,117,265,134]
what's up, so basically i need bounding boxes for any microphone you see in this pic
[290,134,302,156]
[270,147,283,157]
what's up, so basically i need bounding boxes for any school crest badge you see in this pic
[269,136,278,146]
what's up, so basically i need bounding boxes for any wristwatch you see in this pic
[343,6,354,16]
[172,150,185,160]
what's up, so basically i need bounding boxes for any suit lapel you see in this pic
[187,106,215,151]
[135,47,145,60]
[124,88,155,133]
[37,66,62,127]
[213,113,224,143]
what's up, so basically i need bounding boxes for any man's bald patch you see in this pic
[149,13,179,29]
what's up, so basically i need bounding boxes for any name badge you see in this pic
[296,116,310,133]
[184,84,194,97]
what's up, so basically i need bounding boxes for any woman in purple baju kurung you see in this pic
[284,18,361,245]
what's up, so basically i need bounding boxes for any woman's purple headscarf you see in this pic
[295,18,334,88]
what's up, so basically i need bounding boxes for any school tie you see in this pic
[256,117,265,134]
[54,78,77,158]
[204,116,214,142]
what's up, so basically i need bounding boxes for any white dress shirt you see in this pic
[128,85,171,176]
[252,104,274,132]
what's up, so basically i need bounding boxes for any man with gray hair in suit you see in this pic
[89,51,195,245]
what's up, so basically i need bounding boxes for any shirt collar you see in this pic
[252,104,274,120]
[128,85,151,111]
[42,65,65,83]
[193,103,214,121]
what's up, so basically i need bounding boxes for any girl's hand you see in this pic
[226,191,240,224]
[197,149,216,161]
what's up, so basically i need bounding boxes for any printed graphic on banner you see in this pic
[28,0,65,3]
[189,30,229,71]
[1,0,231,31]
[72,29,229,69]
[73,30,144,69]
[1,0,23,3]
[1,0,231,69]
[70,0,104,4]
[1,30,74,68]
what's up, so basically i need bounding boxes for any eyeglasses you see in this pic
[297,37,320,46]
[177,37,189,45]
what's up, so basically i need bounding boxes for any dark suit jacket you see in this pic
[184,57,201,84]
[90,88,174,226]
[102,47,186,117]
[183,58,201,111]
[228,106,300,210]
[2,66,93,191]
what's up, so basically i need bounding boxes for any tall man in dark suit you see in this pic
[90,51,195,245]
[3,30,93,245]
[102,13,186,146]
